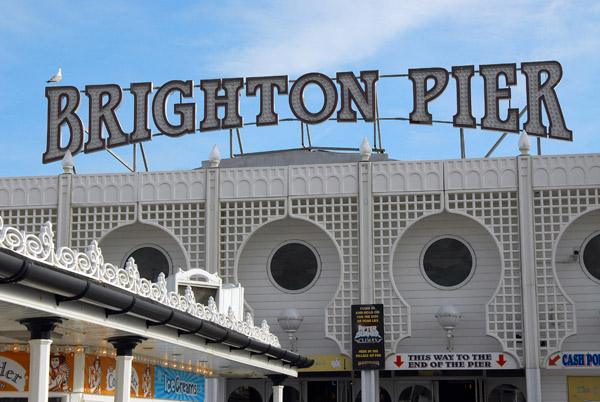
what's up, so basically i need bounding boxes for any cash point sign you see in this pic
[44,61,572,164]
[546,351,600,369]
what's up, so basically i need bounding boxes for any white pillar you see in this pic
[358,160,374,304]
[517,154,542,402]
[107,336,145,402]
[358,156,380,402]
[206,377,227,402]
[526,368,542,402]
[72,351,86,392]
[205,162,220,274]
[272,384,284,402]
[56,170,73,249]
[361,370,379,402]
[28,338,52,402]
[114,355,133,402]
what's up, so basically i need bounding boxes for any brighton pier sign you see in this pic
[43,60,572,163]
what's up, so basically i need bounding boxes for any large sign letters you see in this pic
[43,61,572,164]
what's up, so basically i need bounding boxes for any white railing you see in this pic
[0,216,280,347]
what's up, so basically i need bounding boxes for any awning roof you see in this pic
[0,218,313,378]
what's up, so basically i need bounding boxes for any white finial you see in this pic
[62,150,74,173]
[209,144,221,167]
[360,137,372,161]
[518,130,531,155]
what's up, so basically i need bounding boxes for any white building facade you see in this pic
[1,140,599,402]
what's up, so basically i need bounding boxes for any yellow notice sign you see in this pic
[568,376,600,402]
[298,355,351,372]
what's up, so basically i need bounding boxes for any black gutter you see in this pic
[0,249,313,369]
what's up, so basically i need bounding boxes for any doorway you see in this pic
[438,380,477,402]
[307,381,338,402]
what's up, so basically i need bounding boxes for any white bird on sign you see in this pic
[47,68,62,84]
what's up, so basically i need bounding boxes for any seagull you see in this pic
[47,68,62,84]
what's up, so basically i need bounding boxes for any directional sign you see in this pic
[385,352,518,370]
[546,352,600,369]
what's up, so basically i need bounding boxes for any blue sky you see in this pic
[0,0,599,176]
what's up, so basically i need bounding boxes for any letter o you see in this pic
[289,73,338,124]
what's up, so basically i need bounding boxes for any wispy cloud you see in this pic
[208,0,477,76]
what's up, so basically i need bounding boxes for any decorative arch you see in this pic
[543,206,600,356]
[288,196,359,356]
[234,214,346,354]
[98,221,189,275]
[445,190,524,362]
[371,192,443,356]
[531,188,600,359]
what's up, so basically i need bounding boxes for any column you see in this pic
[517,136,542,402]
[115,355,134,402]
[206,377,227,402]
[107,336,146,402]
[268,375,287,402]
[361,370,380,402]
[205,148,221,274]
[358,157,374,303]
[71,349,86,399]
[358,144,379,402]
[56,153,74,249]
[18,317,63,402]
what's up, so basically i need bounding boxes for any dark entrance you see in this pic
[438,380,476,402]
[307,381,338,402]
[307,380,353,402]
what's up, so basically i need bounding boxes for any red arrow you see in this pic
[496,354,507,367]
[549,355,561,366]
[394,355,404,368]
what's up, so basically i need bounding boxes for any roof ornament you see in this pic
[360,137,372,161]
[209,144,221,167]
[62,150,74,174]
[518,130,531,156]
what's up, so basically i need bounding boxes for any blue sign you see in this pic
[154,366,205,401]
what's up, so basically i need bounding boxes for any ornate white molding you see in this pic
[0,216,280,347]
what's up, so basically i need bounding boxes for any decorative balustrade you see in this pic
[0,216,280,347]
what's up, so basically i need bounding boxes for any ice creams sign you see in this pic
[43,61,572,164]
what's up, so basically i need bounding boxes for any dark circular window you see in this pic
[124,245,171,282]
[355,388,392,402]
[421,236,475,289]
[269,386,299,402]
[488,384,525,402]
[268,241,320,292]
[228,386,262,402]
[398,385,432,402]
[582,232,600,282]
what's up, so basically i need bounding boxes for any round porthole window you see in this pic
[268,240,321,293]
[581,232,600,283]
[421,236,475,289]
[123,245,171,282]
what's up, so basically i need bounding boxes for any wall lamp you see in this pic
[435,305,461,352]
[278,308,304,353]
